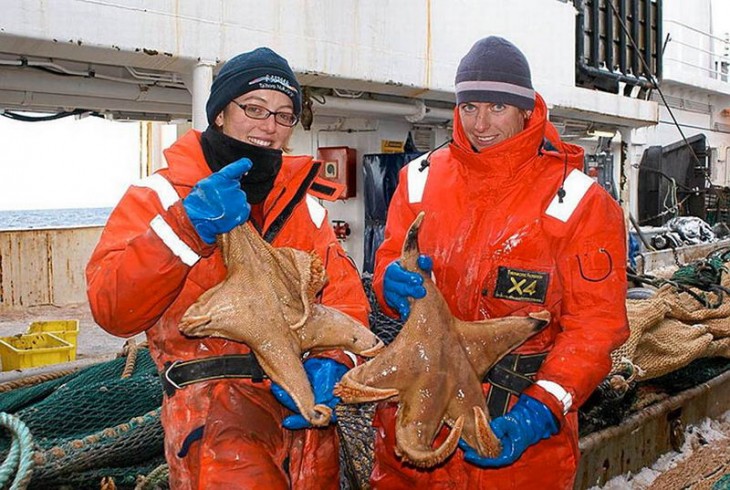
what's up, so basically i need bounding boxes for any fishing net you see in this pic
[0,345,165,489]
[336,403,377,490]
[582,254,730,437]
[645,429,730,489]
[362,274,404,346]
[336,275,398,490]
[609,278,730,383]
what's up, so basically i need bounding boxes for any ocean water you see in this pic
[0,207,113,230]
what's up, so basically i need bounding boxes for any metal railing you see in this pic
[664,19,730,83]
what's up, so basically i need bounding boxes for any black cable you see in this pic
[419,137,452,171]
[0,109,101,122]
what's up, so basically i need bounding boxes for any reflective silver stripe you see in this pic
[536,380,573,415]
[306,195,326,228]
[150,215,200,266]
[545,169,594,223]
[455,80,536,99]
[407,154,430,204]
[135,174,180,210]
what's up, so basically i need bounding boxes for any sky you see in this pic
[0,115,141,210]
[0,1,728,212]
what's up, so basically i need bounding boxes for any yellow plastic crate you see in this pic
[27,320,79,360]
[0,333,74,371]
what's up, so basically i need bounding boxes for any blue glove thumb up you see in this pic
[271,358,349,430]
[183,158,253,244]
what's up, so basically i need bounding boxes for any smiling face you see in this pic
[214,89,295,150]
[458,102,531,151]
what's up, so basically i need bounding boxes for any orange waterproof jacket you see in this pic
[86,130,369,489]
[371,94,629,489]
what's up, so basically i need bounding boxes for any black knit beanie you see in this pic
[206,47,302,125]
[455,36,535,110]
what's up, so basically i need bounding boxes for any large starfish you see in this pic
[334,212,550,468]
[179,223,383,427]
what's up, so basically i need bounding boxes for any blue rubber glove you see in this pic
[383,255,433,320]
[459,394,558,468]
[270,358,349,430]
[182,158,253,244]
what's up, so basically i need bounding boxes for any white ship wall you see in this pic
[1,0,730,308]
[0,0,656,124]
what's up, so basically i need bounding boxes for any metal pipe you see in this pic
[0,68,190,105]
[577,63,654,88]
[643,0,653,77]
[313,96,453,121]
[191,61,214,130]
[590,0,600,68]
[631,0,640,76]
[0,64,455,123]
[605,0,614,72]
[665,19,728,42]
[0,89,191,117]
[655,0,663,79]
[619,0,628,74]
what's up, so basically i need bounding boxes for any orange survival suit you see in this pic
[86,130,369,490]
[371,94,629,489]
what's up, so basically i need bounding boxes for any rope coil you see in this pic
[0,412,35,490]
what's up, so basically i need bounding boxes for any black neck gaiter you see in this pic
[201,126,283,204]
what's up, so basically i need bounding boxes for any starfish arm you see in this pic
[395,413,464,468]
[256,347,331,427]
[441,365,498,450]
[399,211,426,272]
[473,406,501,457]
[333,372,399,403]
[178,282,230,336]
[454,311,550,378]
[297,304,383,355]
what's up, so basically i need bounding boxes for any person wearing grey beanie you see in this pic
[87,46,370,489]
[455,36,535,111]
[371,36,628,489]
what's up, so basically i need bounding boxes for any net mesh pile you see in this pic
[646,432,730,489]
[362,274,404,346]
[580,258,730,438]
[609,277,730,383]
[0,348,165,489]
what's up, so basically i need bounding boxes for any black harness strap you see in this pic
[484,352,547,417]
[264,162,322,243]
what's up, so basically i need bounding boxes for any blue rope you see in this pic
[0,412,34,489]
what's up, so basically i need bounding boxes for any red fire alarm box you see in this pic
[317,146,357,199]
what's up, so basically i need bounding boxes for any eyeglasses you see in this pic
[232,102,299,127]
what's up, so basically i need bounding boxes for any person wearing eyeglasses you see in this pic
[86,47,370,489]
[370,37,629,489]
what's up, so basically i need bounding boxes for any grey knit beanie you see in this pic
[455,36,535,110]
[206,47,302,125]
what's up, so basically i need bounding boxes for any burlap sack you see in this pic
[610,296,669,373]
[619,281,730,381]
